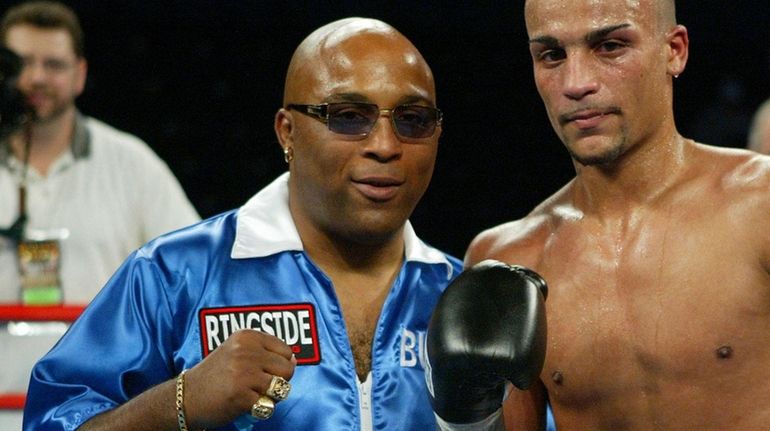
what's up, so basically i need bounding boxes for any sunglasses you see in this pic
[286,102,442,140]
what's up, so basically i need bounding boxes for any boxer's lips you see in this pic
[352,176,403,201]
[562,108,619,130]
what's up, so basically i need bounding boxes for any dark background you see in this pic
[3,1,769,258]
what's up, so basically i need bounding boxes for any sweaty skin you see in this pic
[466,1,770,429]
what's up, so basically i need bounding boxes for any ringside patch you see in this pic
[199,303,321,365]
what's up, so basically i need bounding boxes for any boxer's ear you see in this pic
[665,24,688,78]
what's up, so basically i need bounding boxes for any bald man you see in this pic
[23,18,461,431]
[748,98,770,155]
[433,0,770,430]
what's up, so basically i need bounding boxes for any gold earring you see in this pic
[283,147,294,163]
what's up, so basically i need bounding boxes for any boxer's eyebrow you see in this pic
[528,35,560,48]
[528,23,632,47]
[585,24,632,45]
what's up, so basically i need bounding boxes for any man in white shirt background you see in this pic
[0,1,199,304]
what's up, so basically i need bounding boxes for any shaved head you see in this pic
[282,17,434,106]
[274,17,440,249]
[523,0,688,167]
[658,0,677,29]
[525,0,678,35]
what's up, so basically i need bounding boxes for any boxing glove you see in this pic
[425,259,547,424]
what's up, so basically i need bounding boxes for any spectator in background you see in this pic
[748,97,770,154]
[0,1,199,304]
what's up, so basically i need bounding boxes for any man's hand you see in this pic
[184,329,296,428]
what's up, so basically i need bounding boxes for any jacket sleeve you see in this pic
[22,251,179,431]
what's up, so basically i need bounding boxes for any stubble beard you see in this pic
[31,99,72,126]
[23,83,74,126]
[564,130,628,167]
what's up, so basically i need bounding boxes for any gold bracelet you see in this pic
[176,370,189,431]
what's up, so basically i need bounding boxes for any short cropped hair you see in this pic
[0,1,84,58]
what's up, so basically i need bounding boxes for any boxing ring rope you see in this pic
[0,304,85,410]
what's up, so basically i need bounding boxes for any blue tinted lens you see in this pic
[392,105,439,138]
[326,103,440,138]
[327,103,379,135]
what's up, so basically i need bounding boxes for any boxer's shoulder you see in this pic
[691,142,770,192]
[465,212,552,269]
[689,145,770,226]
[463,183,576,267]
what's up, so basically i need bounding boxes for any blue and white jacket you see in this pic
[24,173,462,431]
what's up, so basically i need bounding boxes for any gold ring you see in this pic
[266,375,291,401]
[251,395,275,420]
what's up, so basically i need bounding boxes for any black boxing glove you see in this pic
[425,259,547,424]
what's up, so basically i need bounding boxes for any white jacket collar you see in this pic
[231,172,453,277]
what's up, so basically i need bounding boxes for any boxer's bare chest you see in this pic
[535,208,770,421]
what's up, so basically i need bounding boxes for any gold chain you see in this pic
[176,370,189,431]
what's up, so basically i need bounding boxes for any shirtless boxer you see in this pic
[429,0,770,430]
